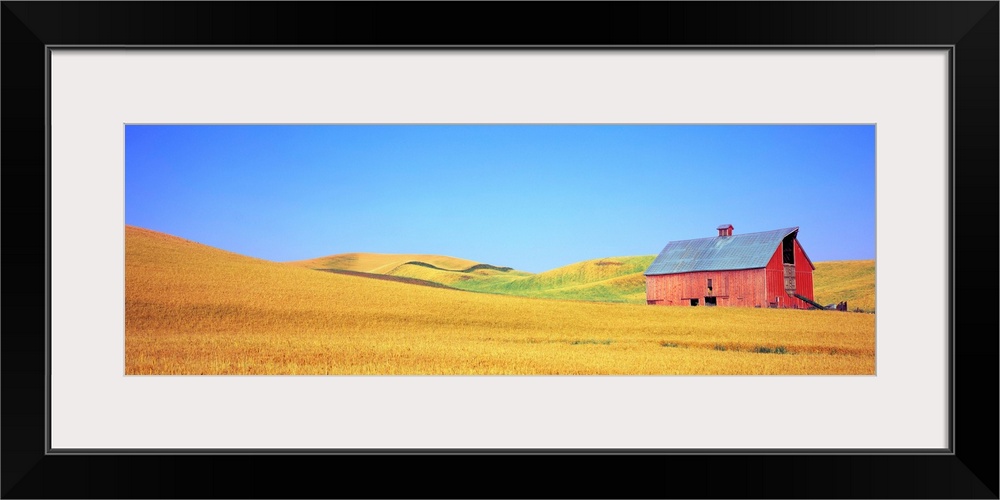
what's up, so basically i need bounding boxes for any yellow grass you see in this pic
[126,226,875,375]
[813,260,876,313]
[385,262,525,285]
[299,252,874,310]
[386,255,651,303]
[288,252,481,275]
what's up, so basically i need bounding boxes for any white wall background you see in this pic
[50,50,948,450]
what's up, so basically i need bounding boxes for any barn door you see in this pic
[782,234,796,293]
[783,264,796,293]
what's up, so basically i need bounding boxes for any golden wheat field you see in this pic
[125,226,876,375]
[813,260,876,313]
[289,252,486,275]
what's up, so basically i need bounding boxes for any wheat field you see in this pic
[289,252,486,275]
[813,260,876,313]
[295,251,656,304]
[126,226,875,375]
[297,252,878,311]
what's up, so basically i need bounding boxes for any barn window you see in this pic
[782,234,795,264]
[690,298,699,306]
[705,297,717,306]
[707,278,713,291]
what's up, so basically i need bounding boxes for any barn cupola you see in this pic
[717,224,733,237]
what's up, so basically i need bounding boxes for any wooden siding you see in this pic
[764,246,788,307]
[647,237,815,308]
[783,263,796,292]
[793,239,815,302]
[646,268,766,307]
[765,239,813,309]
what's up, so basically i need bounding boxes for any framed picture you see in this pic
[3,2,996,498]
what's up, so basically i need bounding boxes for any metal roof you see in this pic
[645,227,799,275]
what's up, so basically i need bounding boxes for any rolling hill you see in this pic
[125,225,875,375]
[813,260,876,313]
[441,255,654,303]
[288,252,486,275]
[294,252,875,311]
[294,252,655,304]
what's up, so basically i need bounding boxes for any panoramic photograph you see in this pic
[125,124,876,375]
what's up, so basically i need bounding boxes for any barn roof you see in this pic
[645,227,800,276]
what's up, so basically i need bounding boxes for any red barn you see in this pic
[644,225,817,309]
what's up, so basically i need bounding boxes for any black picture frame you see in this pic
[2,2,996,498]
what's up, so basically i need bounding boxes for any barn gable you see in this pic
[645,227,800,276]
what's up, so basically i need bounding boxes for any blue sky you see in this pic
[125,125,875,273]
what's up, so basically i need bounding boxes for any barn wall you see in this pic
[793,239,815,302]
[763,240,815,309]
[646,269,767,307]
[764,246,788,307]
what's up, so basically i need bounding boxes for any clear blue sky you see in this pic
[125,124,875,273]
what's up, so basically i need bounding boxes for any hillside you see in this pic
[288,252,485,275]
[125,225,874,375]
[813,260,876,313]
[294,250,875,310]
[299,251,655,304]
[445,255,655,303]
